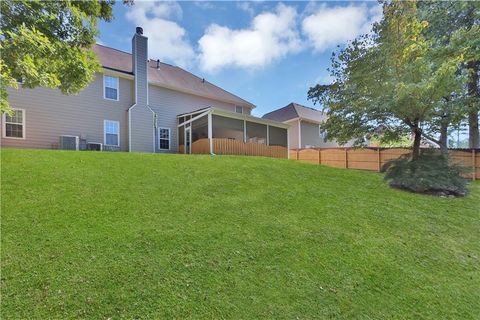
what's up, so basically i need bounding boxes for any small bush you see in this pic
[381,150,469,197]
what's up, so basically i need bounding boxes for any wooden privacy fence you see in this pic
[290,148,480,180]
[185,138,288,158]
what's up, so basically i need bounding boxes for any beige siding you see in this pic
[149,85,242,153]
[1,73,133,151]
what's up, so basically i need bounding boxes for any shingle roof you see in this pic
[92,44,254,108]
[262,102,326,123]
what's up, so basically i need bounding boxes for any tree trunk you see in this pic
[469,112,479,149]
[467,60,479,148]
[412,127,422,161]
[439,121,448,156]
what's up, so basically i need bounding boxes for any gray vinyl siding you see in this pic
[301,121,323,148]
[149,85,240,153]
[132,34,148,107]
[129,105,154,152]
[288,120,300,149]
[127,33,154,152]
[300,121,353,148]
[1,73,132,151]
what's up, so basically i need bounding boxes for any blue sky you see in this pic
[98,1,382,117]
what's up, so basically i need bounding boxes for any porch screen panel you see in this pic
[212,115,244,141]
[191,115,208,142]
[268,126,288,147]
[246,121,267,144]
[178,125,185,148]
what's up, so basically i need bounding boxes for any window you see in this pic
[158,127,170,150]
[235,106,243,114]
[319,125,326,140]
[3,109,25,139]
[104,120,120,146]
[103,75,119,101]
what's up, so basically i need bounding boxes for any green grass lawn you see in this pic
[1,149,479,319]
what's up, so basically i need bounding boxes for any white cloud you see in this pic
[198,4,301,72]
[302,3,382,52]
[193,1,216,10]
[126,1,194,67]
[236,2,255,16]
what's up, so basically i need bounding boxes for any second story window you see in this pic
[235,106,243,114]
[104,75,119,101]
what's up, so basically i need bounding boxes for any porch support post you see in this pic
[298,119,302,149]
[243,119,247,143]
[208,111,213,154]
[267,125,270,146]
[287,127,290,159]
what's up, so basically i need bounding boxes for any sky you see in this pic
[97,1,383,117]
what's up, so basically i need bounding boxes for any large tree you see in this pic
[308,0,475,159]
[418,1,480,148]
[0,0,118,114]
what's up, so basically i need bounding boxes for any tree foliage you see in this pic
[382,150,469,197]
[308,0,480,158]
[0,0,117,114]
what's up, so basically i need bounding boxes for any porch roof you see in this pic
[177,107,290,129]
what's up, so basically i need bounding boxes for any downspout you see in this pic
[127,104,136,152]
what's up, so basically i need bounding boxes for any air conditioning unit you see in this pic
[59,135,79,151]
[86,142,103,151]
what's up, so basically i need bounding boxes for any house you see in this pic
[262,102,352,149]
[1,27,289,157]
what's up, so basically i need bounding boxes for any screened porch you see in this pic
[177,108,289,158]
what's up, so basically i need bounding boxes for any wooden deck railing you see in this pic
[290,148,479,180]
[181,138,288,158]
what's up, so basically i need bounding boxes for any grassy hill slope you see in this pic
[1,149,479,319]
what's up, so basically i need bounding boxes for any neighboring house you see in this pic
[262,102,352,149]
[1,27,288,155]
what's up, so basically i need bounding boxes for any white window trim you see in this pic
[235,106,243,114]
[158,127,171,151]
[103,75,119,101]
[2,108,26,139]
[104,120,120,147]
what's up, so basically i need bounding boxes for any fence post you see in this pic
[297,149,299,161]
[345,148,348,169]
[377,148,381,172]
[473,149,476,181]
[318,149,322,165]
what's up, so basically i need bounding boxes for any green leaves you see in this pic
[0,0,114,113]
[308,0,476,152]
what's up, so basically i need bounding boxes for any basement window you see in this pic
[103,75,119,101]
